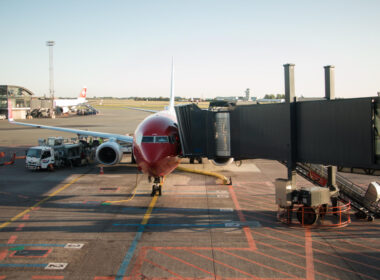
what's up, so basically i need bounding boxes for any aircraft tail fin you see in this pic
[7,99,14,122]
[78,87,87,103]
[169,58,175,111]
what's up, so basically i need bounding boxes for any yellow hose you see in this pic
[176,165,230,185]
[102,161,230,205]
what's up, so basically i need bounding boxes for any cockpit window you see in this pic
[155,136,169,143]
[142,136,154,143]
[141,136,170,143]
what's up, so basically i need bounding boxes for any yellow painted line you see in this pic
[0,174,86,230]
[141,195,158,225]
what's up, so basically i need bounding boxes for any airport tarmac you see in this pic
[0,108,379,280]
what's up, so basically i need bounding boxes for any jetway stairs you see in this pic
[288,162,380,220]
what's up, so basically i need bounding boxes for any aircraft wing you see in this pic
[9,119,133,143]
[124,107,158,113]
[7,99,133,143]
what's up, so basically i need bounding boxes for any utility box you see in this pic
[275,179,297,207]
[365,182,380,203]
[298,186,330,207]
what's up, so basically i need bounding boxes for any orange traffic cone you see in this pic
[99,166,104,174]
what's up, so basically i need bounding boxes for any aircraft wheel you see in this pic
[158,185,162,196]
[190,157,194,164]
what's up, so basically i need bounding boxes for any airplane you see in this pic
[8,64,181,196]
[54,87,87,114]
[8,63,234,195]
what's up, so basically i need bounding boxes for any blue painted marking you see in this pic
[121,207,147,213]
[116,225,144,280]
[85,201,101,204]
[0,244,65,247]
[0,263,47,267]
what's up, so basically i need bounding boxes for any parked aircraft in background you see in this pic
[54,87,87,113]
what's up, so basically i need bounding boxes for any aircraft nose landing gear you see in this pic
[151,176,163,196]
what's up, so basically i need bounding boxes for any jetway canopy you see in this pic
[175,97,380,169]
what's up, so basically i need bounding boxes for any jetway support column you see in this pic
[324,65,339,211]
[284,63,297,186]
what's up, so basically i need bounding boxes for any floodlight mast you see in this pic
[46,40,55,117]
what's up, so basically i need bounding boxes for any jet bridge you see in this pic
[175,97,380,169]
[175,64,380,221]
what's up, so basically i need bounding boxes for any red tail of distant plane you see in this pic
[79,87,87,98]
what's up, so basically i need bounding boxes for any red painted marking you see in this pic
[22,214,30,220]
[153,249,217,278]
[305,229,315,280]
[0,276,6,280]
[220,249,300,278]
[228,185,257,250]
[32,276,64,279]
[188,249,259,279]
[144,258,185,278]
[0,250,7,261]
[15,223,25,231]
[7,235,17,244]
[255,240,339,280]
[131,247,147,279]
[252,228,380,279]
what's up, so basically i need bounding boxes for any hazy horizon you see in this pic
[1,0,379,99]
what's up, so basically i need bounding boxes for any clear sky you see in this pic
[1,0,379,99]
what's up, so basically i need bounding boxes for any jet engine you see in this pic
[96,141,124,165]
[210,157,234,166]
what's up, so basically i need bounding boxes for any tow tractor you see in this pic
[25,137,89,170]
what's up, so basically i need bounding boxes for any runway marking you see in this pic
[153,248,217,278]
[228,185,257,250]
[15,223,25,231]
[0,244,65,247]
[0,263,47,268]
[32,276,64,279]
[7,235,17,244]
[0,174,86,230]
[22,214,30,220]
[0,250,7,261]
[10,248,52,258]
[305,228,315,280]
[220,249,301,279]
[116,195,158,280]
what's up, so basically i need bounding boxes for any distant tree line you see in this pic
[263,94,285,99]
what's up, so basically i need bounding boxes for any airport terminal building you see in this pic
[0,85,34,119]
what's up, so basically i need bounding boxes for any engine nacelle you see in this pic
[210,157,234,166]
[96,141,124,165]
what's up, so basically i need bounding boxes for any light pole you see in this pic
[46,40,55,118]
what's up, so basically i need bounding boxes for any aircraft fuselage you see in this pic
[133,110,181,178]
